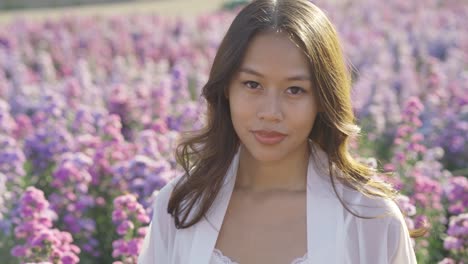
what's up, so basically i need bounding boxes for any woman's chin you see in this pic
[241,144,290,164]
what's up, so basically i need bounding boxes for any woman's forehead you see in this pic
[238,31,311,77]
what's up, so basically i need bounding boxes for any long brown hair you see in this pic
[168,0,427,237]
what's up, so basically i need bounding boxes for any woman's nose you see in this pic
[257,93,283,122]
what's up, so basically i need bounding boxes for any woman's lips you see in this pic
[252,130,287,145]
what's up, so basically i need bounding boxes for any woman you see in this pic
[138,0,424,263]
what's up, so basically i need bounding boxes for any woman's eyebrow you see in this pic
[238,67,311,81]
[238,67,264,77]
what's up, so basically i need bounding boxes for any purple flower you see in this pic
[112,209,128,222]
[23,119,75,172]
[48,152,98,255]
[443,236,463,250]
[11,187,79,263]
[61,253,80,264]
[10,245,29,257]
[112,194,150,262]
[117,220,134,236]
[396,195,417,217]
[444,177,468,215]
[111,153,173,209]
[444,213,467,252]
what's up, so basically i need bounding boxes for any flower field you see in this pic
[0,0,466,263]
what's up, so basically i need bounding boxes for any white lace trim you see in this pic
[212,248,240,264]
[212,248,308,264]
[291,253,308,264]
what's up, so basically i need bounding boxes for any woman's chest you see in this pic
[213,191,308,264]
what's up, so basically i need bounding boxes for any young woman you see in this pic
[139,0,424,263]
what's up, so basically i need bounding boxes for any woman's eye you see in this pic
[242,81,260,89]
[287,86,305,95]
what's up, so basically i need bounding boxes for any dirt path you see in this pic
[0,0,227,24]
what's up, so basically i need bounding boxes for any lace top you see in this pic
[211,248,308,264]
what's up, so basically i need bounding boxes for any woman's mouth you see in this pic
[252,130,287,145]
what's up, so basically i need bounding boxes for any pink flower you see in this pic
[117,220,134,235]
[112,209,128,222]
[61,252,80,264]
[112,193,151,261]
[438,258,456,264]
[11,245,29,257]
[11,187,80,263]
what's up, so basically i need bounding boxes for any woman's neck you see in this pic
[234,144,310,194]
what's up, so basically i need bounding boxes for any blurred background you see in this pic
[0,0,466,263]
[0,0,242,10]
[0,0,242,22]
[1,0,136,9]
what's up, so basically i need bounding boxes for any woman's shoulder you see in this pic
[340,183,404,221]
[152,174,184,212]
[139,175,185,263]
[340,188,417,262]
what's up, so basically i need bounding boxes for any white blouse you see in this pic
[138,141,417,264]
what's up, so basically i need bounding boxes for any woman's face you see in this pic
[228,31,319,162]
